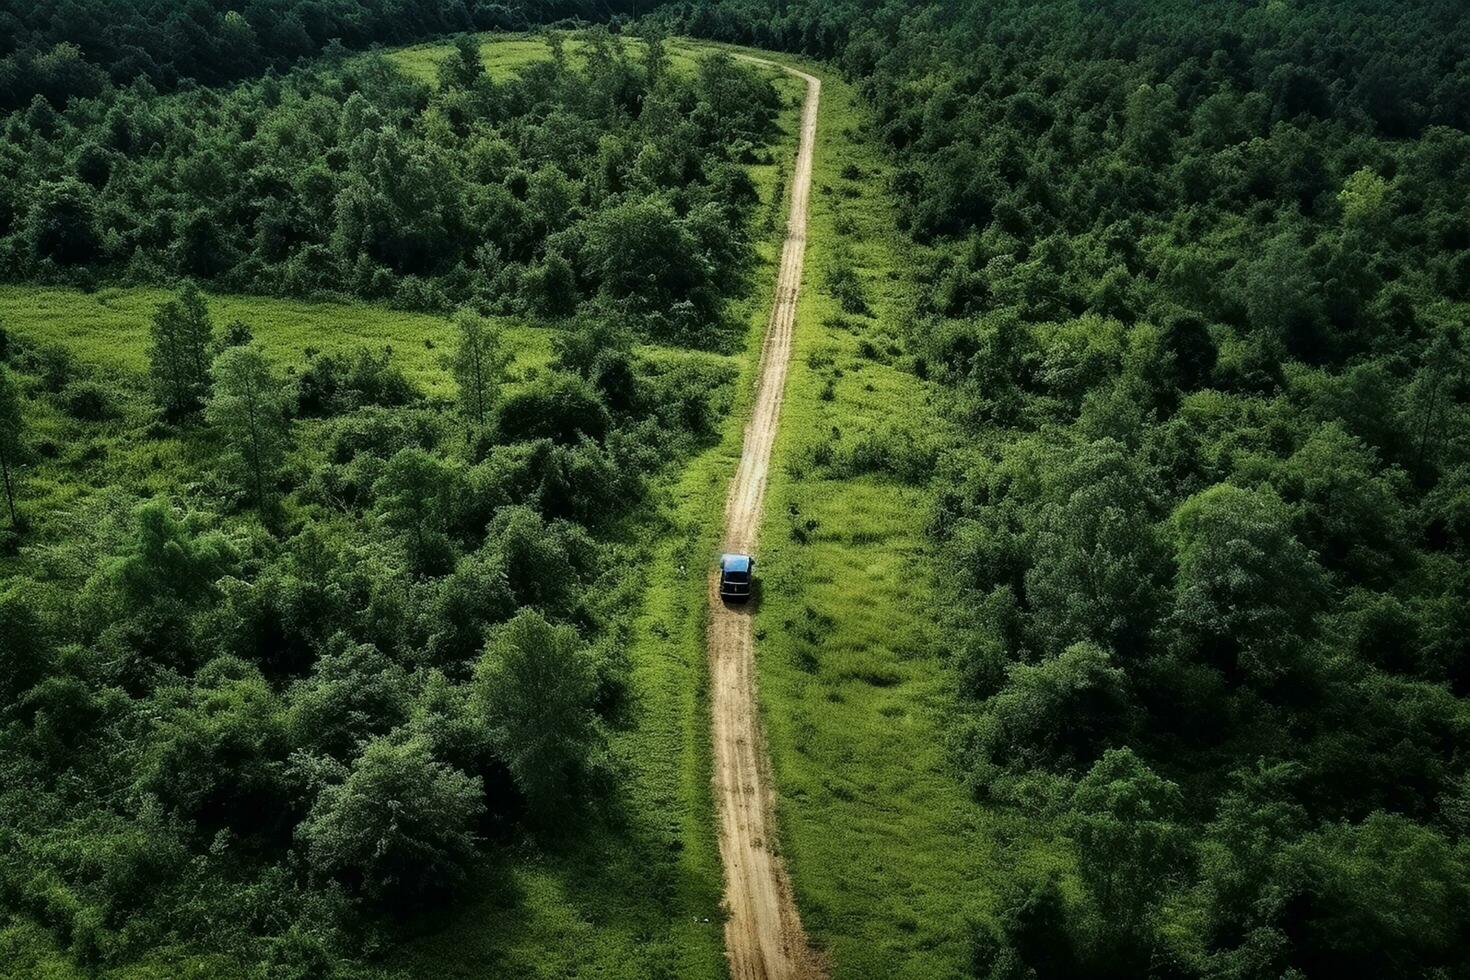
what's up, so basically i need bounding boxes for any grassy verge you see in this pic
[675,46,1063,977]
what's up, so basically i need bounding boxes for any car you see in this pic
[719,553,755,602]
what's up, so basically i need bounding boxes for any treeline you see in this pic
[0,0,673,111]
[1,30,778,346]
[666,1,1470,977]
[0,37,775,975]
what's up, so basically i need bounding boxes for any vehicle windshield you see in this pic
[725,570,748,582]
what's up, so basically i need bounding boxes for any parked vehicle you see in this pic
[719,553,755,602]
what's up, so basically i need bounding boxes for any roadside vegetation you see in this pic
[0,31,791,977]
[746,57,994,977]
[668,2,1470,977]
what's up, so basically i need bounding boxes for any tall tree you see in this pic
[0,364,23,530]
[1069,748,1188,967]
[207,345,288,510]
[450,309,511,438]
[373,447,457,574]
[438,35,485,90]
[149,283,214,417]
[473,608,599,818]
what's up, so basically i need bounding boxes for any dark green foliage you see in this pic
[474,608,601,819]
[1168,484,1325,688]
[287,638,411,760]
[0,586,49,701]
[298,735,483,908]
[0,363,22,527]
[2,38,775,344]
[139,656,292,838]
[496,371,611,445]
[296,347,418,417]
[0,2,667,112]
[57,377,116,420]
[663,0,1470,975]
[147,282,213,417]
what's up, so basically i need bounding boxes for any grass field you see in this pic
[388,31,706,85]
[0,286,554,400]
[0,286,559,543]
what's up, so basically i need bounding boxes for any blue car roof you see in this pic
[721,554,752,573]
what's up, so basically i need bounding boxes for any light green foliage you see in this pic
[82,499,238,629]
[1339,167,1388,227]
[207,345,289,509]
[451,309,512,436]
[0,285,554,398]
[147,283,214,417]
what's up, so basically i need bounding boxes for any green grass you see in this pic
[665,45,1073,977]
[0,285,555,401]
[388,31,707,85]
[0,286,559,548]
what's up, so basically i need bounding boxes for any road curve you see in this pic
[709,59,824,980]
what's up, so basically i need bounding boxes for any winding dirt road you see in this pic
[709,60,824,980]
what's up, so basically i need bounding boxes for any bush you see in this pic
[296,348,418,417]
[474,609,601,819]
[57,378,116,421]
[299,736,483,909]
[495,372,609,445]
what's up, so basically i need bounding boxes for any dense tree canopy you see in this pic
[0,0,675,112]
[1,28,777,347]
[0,30,776,976]
[661,0,1470,975]
[2,0,1468,975]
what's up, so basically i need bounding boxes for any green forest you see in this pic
[3,1,1469,978]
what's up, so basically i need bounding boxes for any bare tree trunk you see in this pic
[0,449,16,528]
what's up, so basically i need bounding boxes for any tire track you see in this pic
[709,59,824,980]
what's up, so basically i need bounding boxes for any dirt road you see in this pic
[709,60,824,980]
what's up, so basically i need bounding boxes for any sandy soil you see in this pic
[709,60,825,980]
